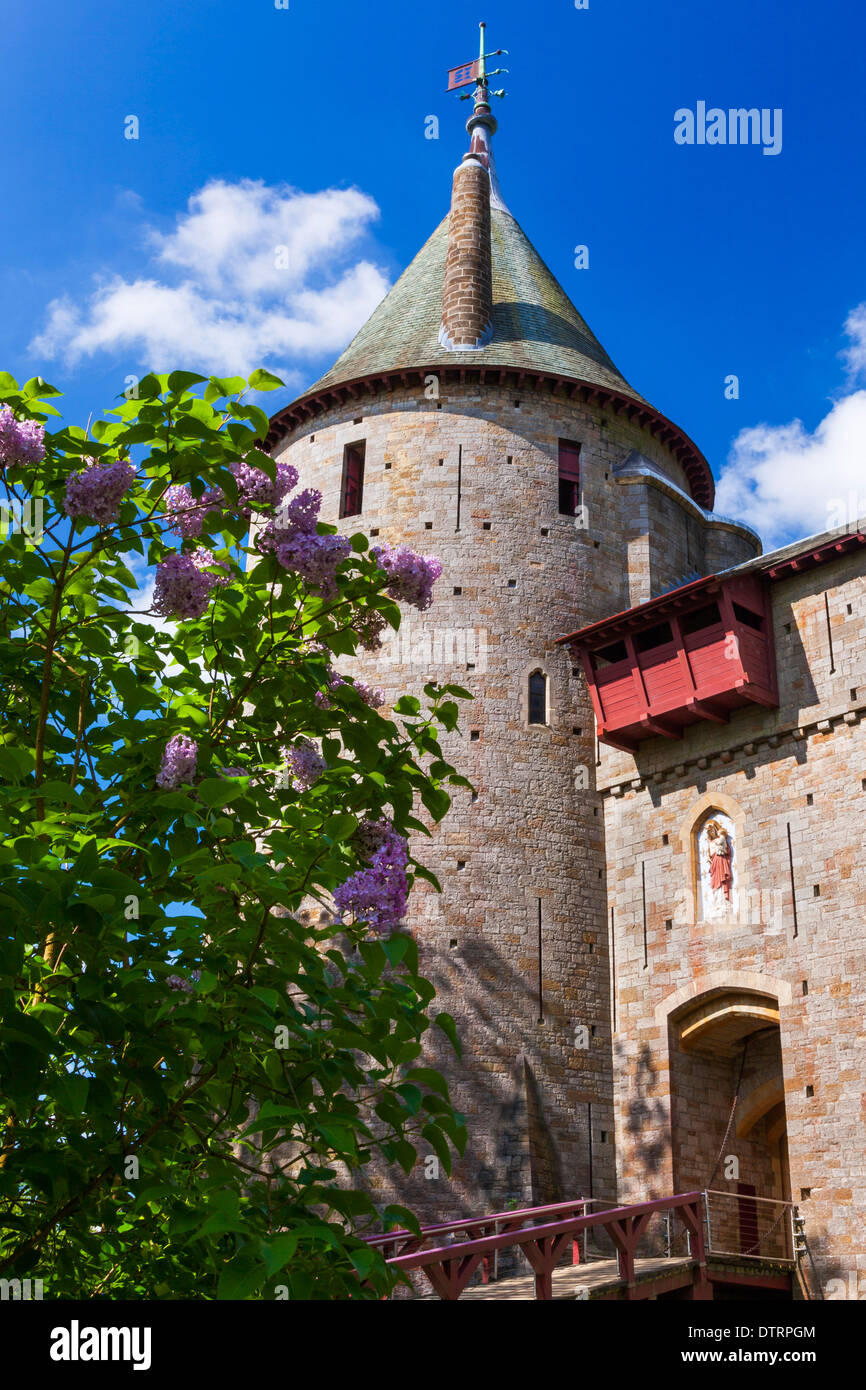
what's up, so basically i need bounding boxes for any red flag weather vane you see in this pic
[446,20,508,100]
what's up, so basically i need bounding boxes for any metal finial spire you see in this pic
[445,21,508,103]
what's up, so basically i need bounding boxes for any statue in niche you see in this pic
[698,812,737,920]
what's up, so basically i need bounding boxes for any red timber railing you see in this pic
[365,1197,594,1292]
[367,1191,710,1301]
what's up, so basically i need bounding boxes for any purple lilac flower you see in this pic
[282,738,326,792]
[275,531,351,599]
[257,487,323,554]
[167,968,201,994]
[0,407,46,467]
[191,547,231,586]
[231,458,298,518]
[372,544,442,612]
[333,819,409,934]
[157,734,198,789]
[63,456,136,526]
[164,484,224,538]
[352,679,385,709]
[313,665,347,711]
[254,486,351,597]
[152,551,225,620]
[278,486,320,533]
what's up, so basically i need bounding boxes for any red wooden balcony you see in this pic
[560,572,779,753]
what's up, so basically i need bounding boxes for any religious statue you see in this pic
[704,818,733,903]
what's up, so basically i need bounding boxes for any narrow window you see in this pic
[528,670,547,725]
[558,439,581,516]
[340,442,365,518]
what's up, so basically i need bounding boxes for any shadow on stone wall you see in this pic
[621,1040,669,1180]
[523,1056,565,1205]
[345,922,618,1226]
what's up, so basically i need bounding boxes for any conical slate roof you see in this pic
[306,204,647,403]
[266,117,714,507]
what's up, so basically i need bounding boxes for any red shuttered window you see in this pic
[558,439,581,516]
[340,442,365,518]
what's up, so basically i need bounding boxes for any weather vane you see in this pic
[446,20,508,102]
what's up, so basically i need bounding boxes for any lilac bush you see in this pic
[313,665,347,711]
[258,487,323,550]
[0,367,468,1303]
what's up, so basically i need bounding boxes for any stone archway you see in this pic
[666,986,792,1259]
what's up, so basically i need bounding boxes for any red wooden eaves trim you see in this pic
[264,368,715,508]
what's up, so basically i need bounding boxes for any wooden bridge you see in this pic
[365,1190,797,1301]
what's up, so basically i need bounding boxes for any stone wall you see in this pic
[614,461,760,607]
[600,552,866,1290]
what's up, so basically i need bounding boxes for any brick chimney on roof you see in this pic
[438,90,496,351]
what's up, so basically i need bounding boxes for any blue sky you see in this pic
[2,0,865,548]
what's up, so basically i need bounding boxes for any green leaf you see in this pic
[393,695,421,716]
[21,375,62,400]
[383,933,410,967]
[248,368,285,392]
[323,813,358,842]
[405,1066,450,1099]
[217,1253,265,1301]
[196,778,244,809]
[349,1246,378,1278]
[422,1123,453,1177]
[135,373,163,400]
[51,1072,89,1116]
[382,1205,422,1236]
[434,1012,461,1058]
[167,371,207,393]
[208,375,247,398]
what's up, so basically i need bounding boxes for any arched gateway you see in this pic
[668,987,792,1261]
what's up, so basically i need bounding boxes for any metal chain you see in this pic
[706,1034,751,1188]
[742,1199,788,1256]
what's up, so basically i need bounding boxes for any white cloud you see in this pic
[715,306,866,551]
[841,302,866,378]
[30,179,390,377]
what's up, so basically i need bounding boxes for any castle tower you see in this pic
[265,29,759,1218]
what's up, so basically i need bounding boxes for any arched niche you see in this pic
[678,791,750,925]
